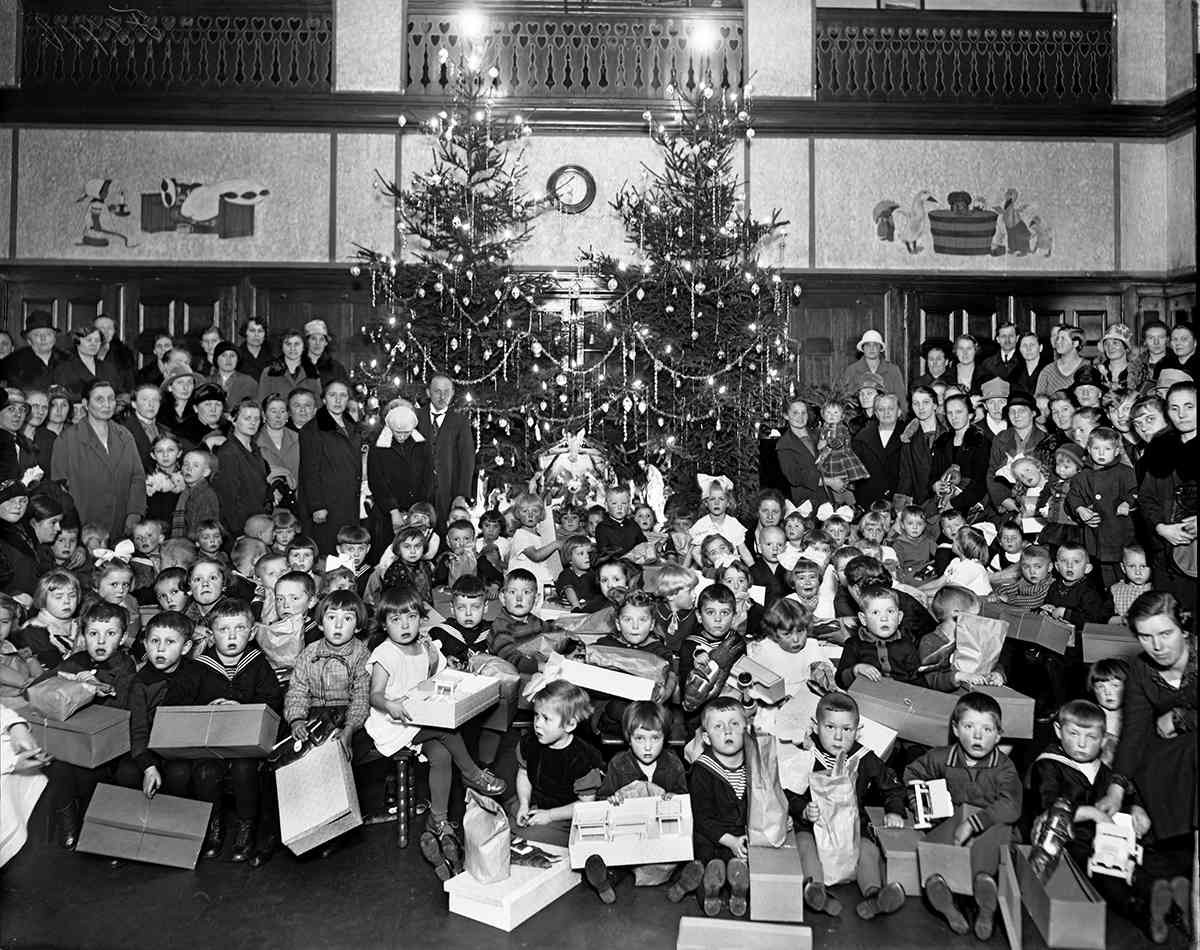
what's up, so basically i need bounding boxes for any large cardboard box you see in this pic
[443,841,579,931]
[773,689,896,759]
[403,670,500,729]
[1012,845,1106,949]
[976,685,1035,740]
[276,737,363,855]
[1081,623,1142,663]
[749,829,804,922]
[916,805,981,895]
[569,795,693,869]
[998,846,1022,950]
[556,656,656,701]
[150,704,280,758]
[676,918,812,950]
[18,703,129,768]
[866,806,921,896]
[731,656,786,705]
[982,603,1072,654]
[75,784,211,869]
[848,678,956,748]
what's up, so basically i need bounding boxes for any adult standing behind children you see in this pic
[851,393,902,509]
[51,379,145,542]
[298,379,363,555]
[417,375,475,525]
[776,397,833,510]
[366,403,433,555]
[838,330,908,415]
[987,391,1050,515]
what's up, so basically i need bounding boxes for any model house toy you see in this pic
[569,795,693,869]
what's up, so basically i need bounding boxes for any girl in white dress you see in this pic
[1,705,49,867]
[506,492,561,599]
[688,477,754,568]
[364,588,507,877]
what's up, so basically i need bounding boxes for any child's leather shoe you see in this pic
[55,803,79,851]
[924,874,968,935]
[230,819,256,862]
[856,881,905,920]
[972,872,998,940]
[726,858,749,918]
[461,768,507,797]
[1150,878,1173,944]
[585,854,616,904]
[667,860,705,903]
[1170,876,1192,935]
[701,859,726,917]
[419,831,454,881]
[804,880,843,917]
[201,814,224,859]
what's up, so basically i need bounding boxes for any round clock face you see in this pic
[547,164,596,214]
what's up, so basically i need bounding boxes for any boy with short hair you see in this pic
[792,692,907,921]
[992,545,1053,609]
[749,525,790,605]
[680,584,745,716]
[653,563,700,653]
[243,513,275,548]
[835,584,924,688]
[258,570,320,683]
[174,449,221,540]
[1109,544,1153,622]
[920,585,1002,692]
[595,486,646,559]
[489,569,548,674]
[688,696,751,917]
[1068,427,1138,587]
[904,692,1021,940]
[192,598,282,861]
[333,524,374,596]
[1043,543,1113,708]
[893,507,937,584]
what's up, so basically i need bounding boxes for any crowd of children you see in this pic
[0,374,1195,948]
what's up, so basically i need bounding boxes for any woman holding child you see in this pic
[930,393,991,514]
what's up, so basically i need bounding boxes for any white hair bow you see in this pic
[324,554,356,573]
[797,500,813,518]
[816,503,853,523]
[92,539,135,564]
[21,466,43,487]
[696,473,733,497]
[712,552,740,571]
[974,522,998,546]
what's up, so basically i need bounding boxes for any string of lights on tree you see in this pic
[351,47,801,492]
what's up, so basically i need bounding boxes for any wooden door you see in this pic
[793,292,885,394]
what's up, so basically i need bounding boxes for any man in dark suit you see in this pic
[1,310,65,393]
[981,322,1020,381]
[850,393,903,508]
[416,374,476,524]
[120,382,163,467]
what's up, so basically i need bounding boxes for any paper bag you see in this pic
[464,789,511,884]
[27,673,97,721]
[954,614,1007,676]
[746,731,789,847]
[810,749,866,885]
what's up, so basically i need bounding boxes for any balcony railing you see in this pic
[404,1,744,99]
[20,0,333,93]
[814,9,1113,105]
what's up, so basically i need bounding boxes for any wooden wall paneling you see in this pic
[793,292,882,393]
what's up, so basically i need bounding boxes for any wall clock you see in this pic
[547,164,596,214]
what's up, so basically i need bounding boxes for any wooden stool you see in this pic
[394,751,417,848]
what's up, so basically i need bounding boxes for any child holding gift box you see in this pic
[592,591,678,738]
[919,586,1004,692]
[364,586,507,882]
[585,701,700,904]
[192,598,283,862]
[510,678,603,847]
[903,692,1021,941]
[791,692,907,921]
[257,571,320,685]
[679,584,745,719]
[746,598,836,719]
[42,602,136,850]
[687,696,751,917]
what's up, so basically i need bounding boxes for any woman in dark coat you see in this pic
[366,403,433,557]
[929,393,991,514]
[774,397,832,510]
[213,400,272,538]
[1006,332,1050,396]
[0,481,50,596]
[257,330,321,405]
[51,326,121,403]
[896,385,947,507]
[236,317,274,381]
[301,320,349,392]
[298,379,363,555]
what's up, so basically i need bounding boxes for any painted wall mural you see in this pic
[873,187,1053,258]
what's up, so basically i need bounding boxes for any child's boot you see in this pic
[201,813,224,859]
[55,801,80,851]
[856,881,905,920]
[667,860,705,903]
[726,858,750,918]
[419,816,458,881]
[1170,876,1192,936]
[230,818,256,863]
[972,872,998,941]
[924,874,968,935]
[460,768,507,797]
[585,854,617,904]
[804,879,843,917]
[1149,878,1174,944]
[701,859,726,916]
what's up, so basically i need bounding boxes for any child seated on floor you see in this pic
[991,544,1053,610]
[792,692,907,921]
[331,524,373,597]
[687,696,751,918]
[228,537,266,607]
[489,569,549,674]
[507,491,562,594]
[892,507,937,585]
[193,520,229,570]
[12,570,82,671]
[364,586,507,882]
[1088,658,1128,766]
[585,702,699,904]
[988,521,1026,574]
[719,561,764,640]
[653,563,700,653]
[285,536,319,578]
[257,571,320,684]
[746,598,836,715]
[903,692,1021,941]
[1109,545,1153,623]
[510,679,604,847]
[680,584,745,717]
[919,586,1004,692]
[786,558,823,615]
[595,485,646,560]
[183,558,229,649]
[749,525,790,606]
[922,525,992,599]
[555,534,599,610]
[835,583,924,689]
[84,558,141,647]
[373,527,433,605]
[593,591,678,737]
[0,593,40,698]
[43,602,137,850]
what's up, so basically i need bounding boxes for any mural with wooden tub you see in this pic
[874,189,1053,258]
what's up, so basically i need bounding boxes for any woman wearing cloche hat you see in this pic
[837,328,908,415]
[301,319,349,391]
[1095,322,1147,394]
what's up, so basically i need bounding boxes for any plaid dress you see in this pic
[815,422,870,482]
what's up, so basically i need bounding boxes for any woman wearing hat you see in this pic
[986,390,1051,513]
[0,390,37,485]
[1095,323,1146,394]
[301,320,348,391]
[0,486,59,597]
[366,402,433,555]
[177,383,230,450]
[236,317,274,381]
[51,325,121,403]
[2,311,64,393]
[298,378,364,555]
[257,329,321,404]
[209,342,258,408]
[157,366,201,441]
[837,329,908,415]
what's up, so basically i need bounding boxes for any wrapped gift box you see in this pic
[404,670,500,729]
[18,703,129,768]
[1012,845,1105,949]
[569,794,693,869]
[981,603,1072,654]
[150,704,280,758]
[975,685,1035,740]
[848,679,956,748]
[444,841,579,931]
[556,656,656,701]
[916,805,981,895]
[998,846,1022,950]
[276,736,363,855]
[731,656,786,705]
[749,829,804,922]
[1081,623,1142,663]
[866,806,921,896]
[677,918,812,950]
[772,689,897,759]
[75,784,211,869]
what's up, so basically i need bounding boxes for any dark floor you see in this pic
[1,809,1188,950]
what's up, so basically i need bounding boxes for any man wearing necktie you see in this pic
[417,375,476,525]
